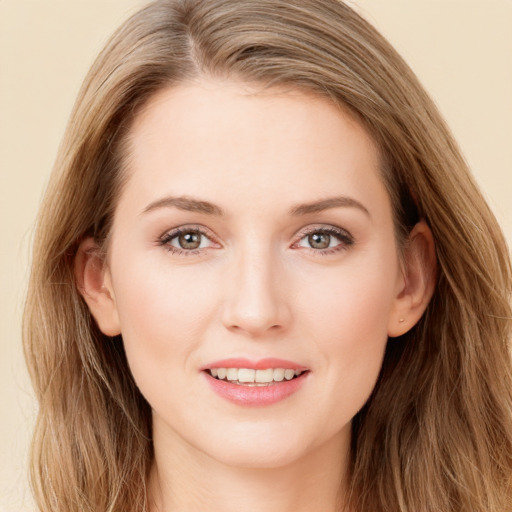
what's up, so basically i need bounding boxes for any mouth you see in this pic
[206,367,307,386]
[201,358,310,406]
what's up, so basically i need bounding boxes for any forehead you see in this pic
[119,79,389,219]
[130,79,373,149]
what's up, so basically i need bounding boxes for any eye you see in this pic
[295,226,354,253]
[303,232,334,250]
[159,226,218,254]
[172,230,205,250]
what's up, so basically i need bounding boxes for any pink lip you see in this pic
[203,372,309,407]
[201,357,308,371]
[201,357,310,407]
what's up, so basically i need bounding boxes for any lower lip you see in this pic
[203,371,309,407]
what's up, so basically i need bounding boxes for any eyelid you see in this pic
[157,223,354,256]
[158,224,221,253]
[292,224,355,252]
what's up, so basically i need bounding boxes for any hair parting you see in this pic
[23,1,512,511]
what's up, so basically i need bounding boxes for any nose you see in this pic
[221,246,292,337]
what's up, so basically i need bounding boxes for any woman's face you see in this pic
[95,80,409,469]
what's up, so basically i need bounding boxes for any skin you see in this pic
[77,79,435,512]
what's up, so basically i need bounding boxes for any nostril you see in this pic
[220,274,292,335]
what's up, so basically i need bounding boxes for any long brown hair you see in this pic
[23,1,512,510]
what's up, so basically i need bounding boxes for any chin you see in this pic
[205,439,311,470]
[190,418,348,471]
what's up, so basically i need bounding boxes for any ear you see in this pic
[387,221,437,337]
[74,237,121,336]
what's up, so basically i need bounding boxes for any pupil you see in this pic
[309,232,330,249]
[179,231,201,249]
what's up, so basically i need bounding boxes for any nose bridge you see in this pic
[222,240,290,335]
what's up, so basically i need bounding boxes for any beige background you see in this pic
[1,1,511,510]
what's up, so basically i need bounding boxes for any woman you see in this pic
[23,0,512,511]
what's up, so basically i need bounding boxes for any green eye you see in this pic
[307,232,331,249]
[159,227,217,254]
[175,231,203,250]
[296,227,354,253]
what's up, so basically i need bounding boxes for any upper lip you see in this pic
[201,357,308,371]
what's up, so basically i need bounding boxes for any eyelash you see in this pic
[158,225,218,256]
[157,225,354,256]
[294,226,355,256]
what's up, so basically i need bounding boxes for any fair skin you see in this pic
[76,79,435,512]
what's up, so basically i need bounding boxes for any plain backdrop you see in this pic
[1,1,511,510]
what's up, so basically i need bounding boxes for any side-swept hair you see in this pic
[24,1,512,510]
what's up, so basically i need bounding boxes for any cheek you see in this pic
[109,255,218,388]
[299,257,397,344]
[297,257,397,408]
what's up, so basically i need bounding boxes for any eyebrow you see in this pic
[141,194,369,217]
[289,196,370,217]
[142,196,224,216]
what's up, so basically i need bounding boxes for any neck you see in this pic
[148,425,351,512]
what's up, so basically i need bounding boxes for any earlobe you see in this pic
[74,237,121,336]
[387,221,437,337]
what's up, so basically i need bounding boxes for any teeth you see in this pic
[255,369,274,383]
[284,369,295,380]
[238,368,255,383]
[226,368,238,381]
[208,367,305,384]
[273,368,285,382]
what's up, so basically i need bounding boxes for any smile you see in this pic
[202,358,310,406]
[208,367,305,386]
